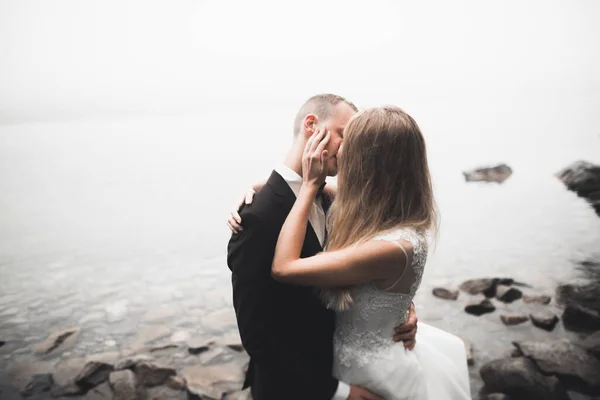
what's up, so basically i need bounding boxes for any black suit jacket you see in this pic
[227,170,338,400]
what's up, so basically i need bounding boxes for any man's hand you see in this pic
[348,385,384,400]
[393,302,418,350]
[227,188,256,234]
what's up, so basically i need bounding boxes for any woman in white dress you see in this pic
[271,106,471,400]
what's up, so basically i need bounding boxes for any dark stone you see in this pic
[188,345,210,355]
[580,332,600,359]
[459,278,496,296]
[463,163,513,183]
[465,299,496,316]
[134,362,176,387]
[480,357,569,400]
[226,344,244,352]
[109,369,145,400]
[75,361,114,390]
[523,295,552,305]
[496,286,523,303]
[530,312,560,331]
[556,160,600,216]
[513,339,600,394]
[20,373,54,398]
[562,303,600,332]
[0,340,5,347]
[432,288,459,300]
[500,314,529,326]
[50,383,85,397]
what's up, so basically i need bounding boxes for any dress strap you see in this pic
[382,240,411,291]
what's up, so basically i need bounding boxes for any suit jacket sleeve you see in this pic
[227,209,339,396]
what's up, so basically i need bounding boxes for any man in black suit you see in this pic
[227,94,418,400]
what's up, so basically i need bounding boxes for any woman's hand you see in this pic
[302,127,331,188]
[227,179,266,234]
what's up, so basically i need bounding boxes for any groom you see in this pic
[227,94,418,400]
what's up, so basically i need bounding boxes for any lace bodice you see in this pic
[333,227,429,369]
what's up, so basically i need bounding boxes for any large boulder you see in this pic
[556,160,600,216]
[513,339,600,394]
[480,357,568,400]
[464,164,513,183]
[580,332,600,359]
[562,303,600,332]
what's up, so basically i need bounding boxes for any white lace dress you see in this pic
[333,228,471,400]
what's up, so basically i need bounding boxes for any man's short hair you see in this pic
[293,94,358,137]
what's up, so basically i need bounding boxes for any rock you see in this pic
[500,314,529,326]
[463,163,513,183]
[50,383,86,397]
[432,288,459,300]
[0,340,5,347]
[81,381,113,400]
[34,326,79,355]
[182,362,245,400]
[530,312,560,331]
[496,285,523,303]
[562,303,600,331]
[188,339,211,355]
[110,369,144,400]
[227,344,244,352]
[482,394,511,400]
[134,362,176,387]
[523,294,552,305]
[513,339,600,393]
[166,375,186,391]
[480,357,569,400]
[556,160,600,216]
[461,338,474,366]
[20,373,53,398]
[465,299,496,316]
[148,386,186,400]
[115,354,155,370]
[580,332,600,359]
[459,278,496,296]
[75,361,114,389]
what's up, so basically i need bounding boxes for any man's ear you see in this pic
[302,114,318,139]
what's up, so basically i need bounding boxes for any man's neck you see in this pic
[282,143,303,177]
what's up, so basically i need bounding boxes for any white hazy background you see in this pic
[1,0,600,312]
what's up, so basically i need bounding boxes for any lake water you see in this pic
[1,88,600,397]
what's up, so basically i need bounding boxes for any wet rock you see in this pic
[149,386,186,400]
[556,160,600,216]
[115,354,155,370]
[188,338,211,355]
[182,362,245,400]
[34,326,80,355]
[580,332,600,359]
[513,339,600,393]
[500,314,529,326]
[0,340,5,347]
[134,361,176,387]
[496,285,523,303]
[50,382,86,397]
[465,299,496,316]
[53,356,86,387]
[432,288,459,300]
[562,303,600,332]
[480,357,569,400]
[20,373,53,398]
[482,394,511,400]
[81,381,113,400]
[463,163,513,183]
[166,375,186,391]
[523,294,551,305]
[109,369,144,400]
[227,344,244,352]
[530,312,560,332]
[459,278,496,296]
[75,361,114,390]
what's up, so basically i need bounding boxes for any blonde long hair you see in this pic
[322,106,438,311]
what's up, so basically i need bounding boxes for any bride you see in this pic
[270,106,471,399]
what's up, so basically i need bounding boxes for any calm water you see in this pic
[1,89,600,396]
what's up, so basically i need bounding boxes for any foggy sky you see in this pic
[1,0,599,123]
